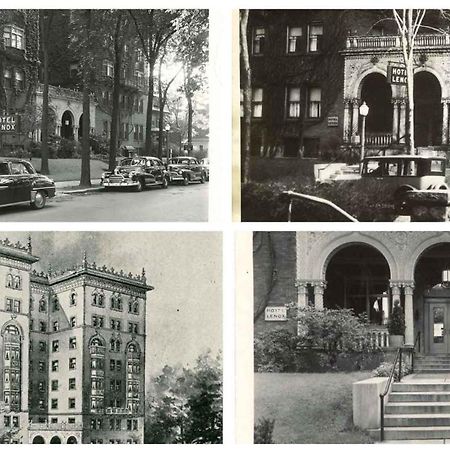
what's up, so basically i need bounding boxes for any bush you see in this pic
[388,302,405,336]
[57,138,79,158]
[372,360,411,379]
[254,417,275,444]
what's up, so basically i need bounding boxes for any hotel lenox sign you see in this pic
[387,64,408,85]
[265,306,288,321]
[0,115,18,132]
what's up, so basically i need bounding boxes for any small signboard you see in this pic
[0,115,18,133]
[327,116,338,127]
[388,65,407,85]
[265,306,287,322]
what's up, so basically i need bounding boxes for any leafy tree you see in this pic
[145,352,222,444]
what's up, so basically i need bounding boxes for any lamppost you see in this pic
[164,124,171,161]
[359,101,369,173]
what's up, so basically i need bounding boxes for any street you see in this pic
[0,183,208,222]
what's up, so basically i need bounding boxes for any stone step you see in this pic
[392,383,450,393]
[386,402,450,414]
[415,365,450,370]
[415,369,450,374]
[385,414,450,428]
[389,392,450,402]
[383,426,450,440]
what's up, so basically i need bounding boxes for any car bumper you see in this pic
[33,187,56,199]
[103,179,139,187]
[169,173,185,181]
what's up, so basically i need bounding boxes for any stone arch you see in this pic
[309,233,398,281]
[32,435,45,444]
[126,340,141,354]
[61,110,75,140]
[89,333,106,347]
[1,320,23,338]
[355,67,389,99]
[406,233,450,281]
[66,436,77,444]
[49,436,61,444]
[415,66,447,98]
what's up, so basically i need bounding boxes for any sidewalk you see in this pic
[55,179,103,194]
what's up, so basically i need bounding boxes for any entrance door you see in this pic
[429,302,450,354]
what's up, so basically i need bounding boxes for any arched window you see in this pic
[69,291,77,306]
[3,323,22,412]
[39,297,47,312]
[6,273,13,288]
[13,275,21,290]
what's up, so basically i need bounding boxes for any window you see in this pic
[68,417,75,424]
[139,125,144,141]
[38,361,45,372]
[39,341,46,352]
[252,27,265,54]
[5,298,12,311]
[111,293,123,311]
[91,418,103,430]
[139,99,144,114]
[51,399,58,410]
[103,60,114,77]
[69,291,77,306]
[116,360,122,371]
[38,399,45,410]
[15,70,24,90]
[39,297,46,312]
[110,418,121,431]
[51,380,58,391]
[3,416,10,427]
[3,25,24,49]
[111,319,122,331]
[69,358,76,370]
[110,360,116,371]
[92,290,105,307]
[52,297,59,312]
[128,322,138,334]
[69,378,76,390]
[287,87,301,118]
[92,315,104,328]
[52,340,59,352]
[51,417,58,424]
[129,299,139,314]
[13,299,20,313]
[51,360,59,372]
[307,87,322,118]
[69,337,77,349]
[134,125,139,141]
[5,273,13,288]
[103,121,109,136]
[110,338,121,352]
[39,321,46,332]
[38,381,45,392]
[12,416,19,428]
[52,321,59,332]
[68,398,76,409]
[308,24,323,52]
[70,317,76,328]
[251,88,263,118]
[287,27,303,53]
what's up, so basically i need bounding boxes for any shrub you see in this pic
[372,360,411,379]
[254,417,275,444]
[57,138,79,158]
[388,301,405,336]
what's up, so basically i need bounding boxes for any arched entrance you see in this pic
[67,436,77,444]
[414,71,442,147]
[49,436,61,444]
[32,436,45,444]
[78,114,83,140]
[61,111,74,140]
[360,73,392,135]
[325,243,391,325]
[415,243,450,354]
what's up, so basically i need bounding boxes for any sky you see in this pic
[3,232,222,376]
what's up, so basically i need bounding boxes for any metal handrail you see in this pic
[380,347,402,442]
[282,190,359,222]
[411,331,421,373]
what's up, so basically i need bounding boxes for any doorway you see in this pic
[427,300,450,354]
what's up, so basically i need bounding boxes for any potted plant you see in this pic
[388,300,405,348]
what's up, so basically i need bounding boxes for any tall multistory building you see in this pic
[0,238,152,444]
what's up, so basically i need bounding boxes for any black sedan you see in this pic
[167,157,207,185]
[0,159,56,210]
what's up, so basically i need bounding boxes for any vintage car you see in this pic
[101,156,170,191]
[200,157,210,181]
[0,158,55,210]
[361,154,448,209]
[167,156,207,185]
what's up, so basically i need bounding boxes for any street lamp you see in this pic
[359,101,369,170]
[164,124,171,161]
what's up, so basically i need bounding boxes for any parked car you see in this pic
[361,154,448,209]
[167,157,207,185]
[200,157,210,181]
[0,158,55,210]
[101,157,170,191]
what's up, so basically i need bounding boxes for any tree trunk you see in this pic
[406,10,415,154]
[186,89,193,155]
[157,57,164,159]
[240,10,251,183]
[40,13,50,174]
[144,60,155,156]
[109,14,123,170]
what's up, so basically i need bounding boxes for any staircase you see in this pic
[382,355,450,440]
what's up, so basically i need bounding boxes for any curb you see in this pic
[59,186,104,195]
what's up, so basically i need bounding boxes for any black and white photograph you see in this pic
[239,9,450,222]
[251,231,450,443]
[0,9,209,221]
[0,232,222,444]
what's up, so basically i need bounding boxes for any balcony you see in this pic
[29,422,83,431]
[346,33,450,50]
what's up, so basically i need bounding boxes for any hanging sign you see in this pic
[388,65,407,85]
[0,115,18,133]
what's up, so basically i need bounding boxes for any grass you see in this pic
[254,372,375,444]
[30,158,109,182]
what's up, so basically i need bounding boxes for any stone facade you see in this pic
[0,239,152,444]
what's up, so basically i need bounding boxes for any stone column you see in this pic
[442,99,449,145]
[343,99,351,143]
[312,280,326,310]
[390,281,401,308]
[296,281,308,309]
[351,98,360,141]
[404,282,415,346]
[392,99,399,142]
[73,126,79,142]
[399,99,406,144]
[56,122,61,137]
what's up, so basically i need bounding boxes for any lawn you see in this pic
[254,372,374,444]
[31,158,109,182]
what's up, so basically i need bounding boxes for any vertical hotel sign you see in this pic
[0,115,18,133]
[387,64,407,85]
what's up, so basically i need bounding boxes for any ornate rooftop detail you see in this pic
[0,237,31,254]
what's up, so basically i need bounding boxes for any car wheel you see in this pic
[32,191,46,210]
[183,175,189,186]
[200,172,206,184]
[161,177,168,189]
[135,179,144,192]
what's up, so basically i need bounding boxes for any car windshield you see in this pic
[171,159,191,164]
[0,162,10,175]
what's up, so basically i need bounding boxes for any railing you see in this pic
[281,190,359,222]
[365,133,393,147]
[367,328,389,348]
[411,331,421,373]
[29,422,83,431]
[346,33,450,49]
